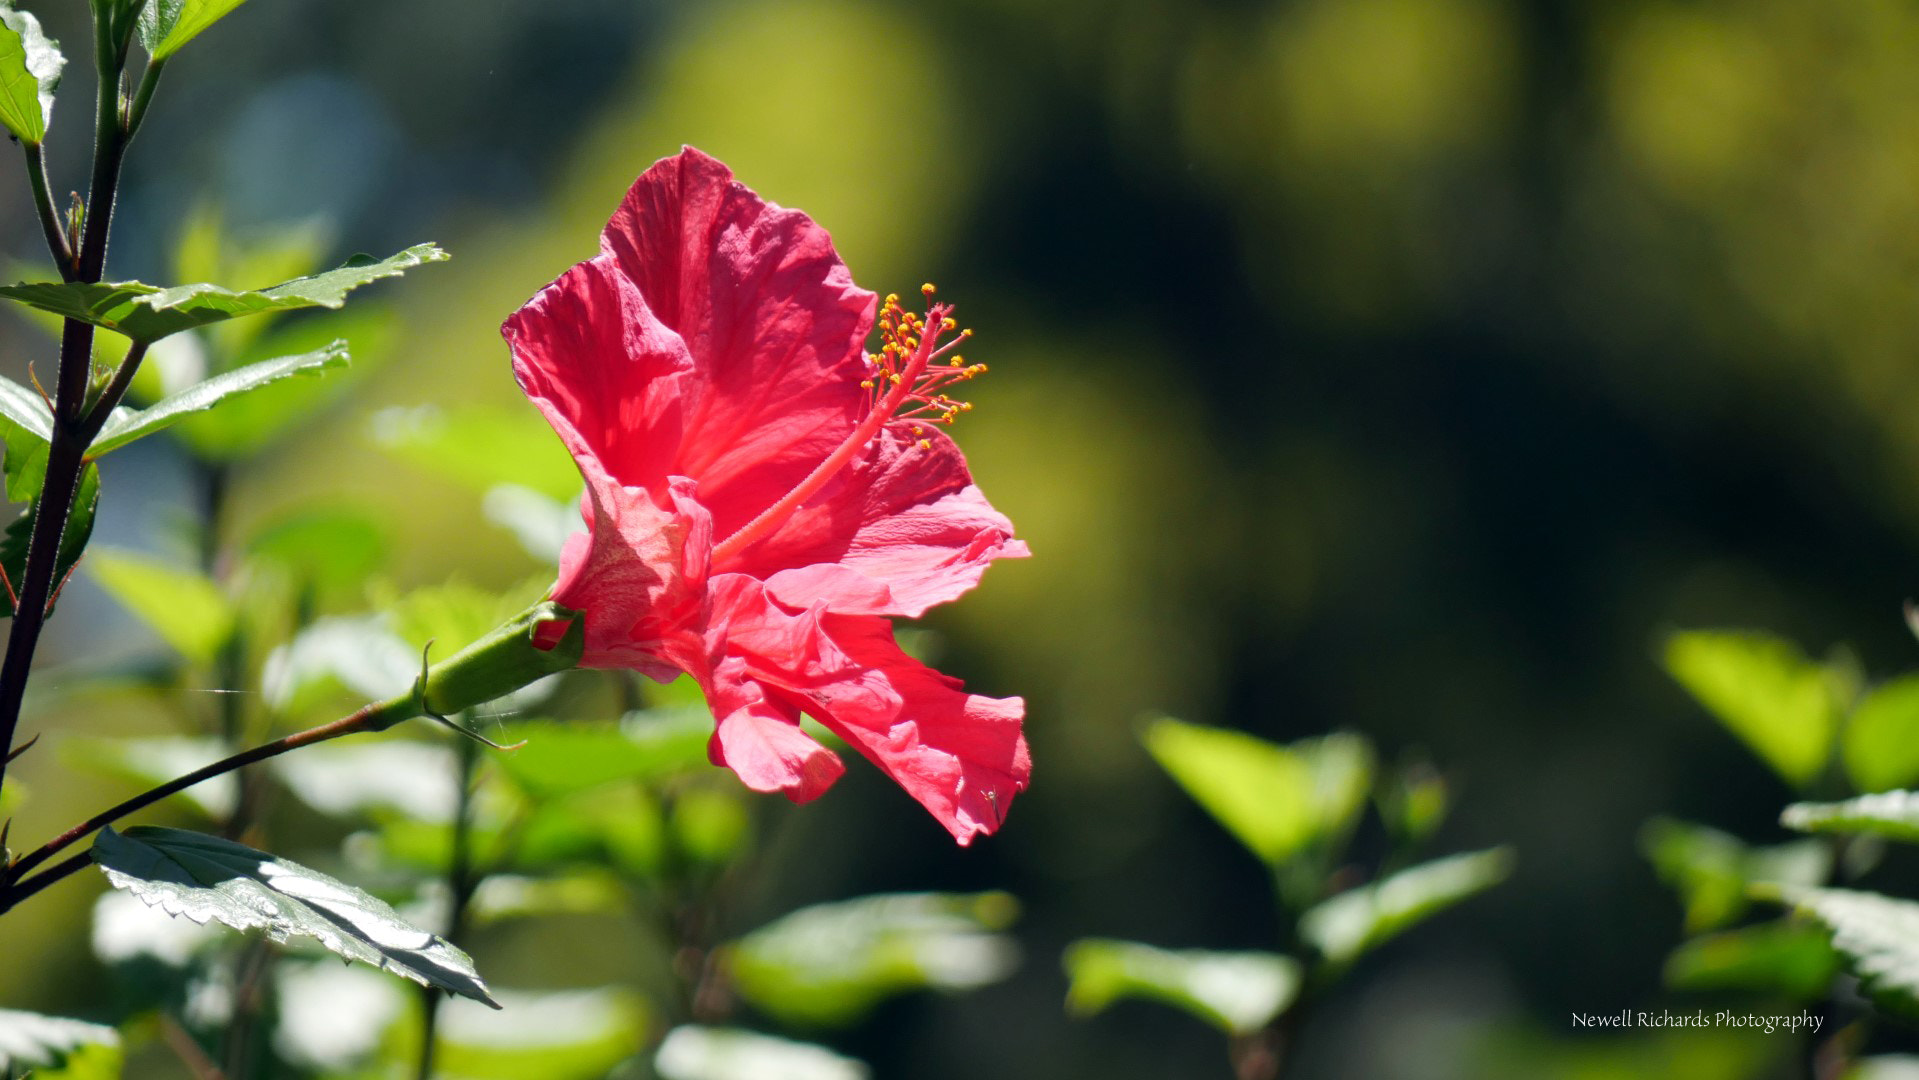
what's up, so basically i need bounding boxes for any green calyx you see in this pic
[366,600,584,731]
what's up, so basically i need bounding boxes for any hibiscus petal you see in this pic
[551,470,711,676]
[702,576,1029,844]
[504,256,690,494]
[737,425,1029,617]
[596,147,875,537]
[705,656,845,802]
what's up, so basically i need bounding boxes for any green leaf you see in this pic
[728,892,1019,1028]
[1062,939,1300,1036]
[494,707,713,798]
[63,736,236,818]
[1663,921,1841,1000]
[0,462,100,618]
[0,375,54,441]
[1298,847,1513,967]
[1642,817,1831,933]
[371,404,582,500]
[91,824,498,1006]
[654,1027,867,1080]
[1845,676,1919,793]
[1141,717,1373,866]
[0,1009,119,1073]
[1771,886,1919,1024]
[138,0,252,59]
[1782,791,1919,844]
[0,5,63,145]
[1664,630,1844,787]
[86,548,234,665]
[0,244,447,343]
[246,504,387,597]
[87,341,349,455]
[429,987,648,1080]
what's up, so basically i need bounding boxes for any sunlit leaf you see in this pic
[270,740,459,823]
[1642,816,1831,933]
[87,341,348,455]
[0,244,446,343]
[655,1026,867,1080]
[86,548,234,664]
[1662,921,1840,1000]
[1664,630,1844,787]
[0,1009,119,1074]
[370,404,580,500]
[0,462,97,618]
[431,986,648,1080]
[1772,886,1919,1024]
[728,892,1018,1027]
[271,961,407,1072]
[1849,1056,1919,1080]
[91,824,497,1005]
[64,736,235,818]
[1062,939,1300,1036]
[177,309,391,458]
[484,483,579,564]
[0,5,63,145]
[261,614,416,713]
[1845,677,1919,793]
[465,872,629,926]
[1783,791,1919,843]
[139,0,253,61]
[0,374,53,442]
[1299,846,1512,966]
[1141,717,1373,865]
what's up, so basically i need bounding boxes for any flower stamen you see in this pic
[712,286,984,565]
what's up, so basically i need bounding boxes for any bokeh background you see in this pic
[6,0,1919,1076]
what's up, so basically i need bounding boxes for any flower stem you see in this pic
[0,694,419,911]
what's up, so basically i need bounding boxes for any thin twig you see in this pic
[20,142,74,277]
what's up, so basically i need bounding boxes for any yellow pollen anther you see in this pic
[918,438,931,450]
[860,379,874,389]
[921,283,936,296]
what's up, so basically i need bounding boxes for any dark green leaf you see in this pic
[728,892,1018,1027]
[1782,791,1919,844]
[1141,717,1372,866]
[0,463,99,618]
[85,548,234,664]
[0,1008,119,1072]
[1771,886,1919,1024]
[654,1026,868,1080]
[0,244,446,343]
[1663,921,1840,999]
[1062,939,1300,1036]
[0,5,63,145]
[1298,847,1513,966]
[138,0,252,59]
[1664,630,1844,787]
[87,340,348,455]
[92,825,497,1005]
[1845,677,1919,793]
[1642,816,1831,933]
[2,424,48,502]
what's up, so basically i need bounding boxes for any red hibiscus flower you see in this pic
[503,147,1030,843]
